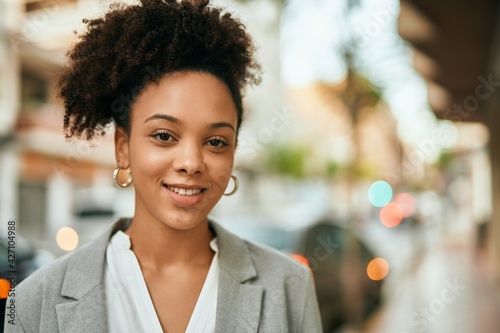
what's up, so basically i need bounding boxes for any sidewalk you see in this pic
[365,233,500,333]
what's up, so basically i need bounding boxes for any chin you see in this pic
[157,211,209,231]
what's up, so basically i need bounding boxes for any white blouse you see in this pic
[104,230,219,333]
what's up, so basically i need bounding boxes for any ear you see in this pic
[115,127,130,168]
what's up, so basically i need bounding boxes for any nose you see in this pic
[173,140,205,175]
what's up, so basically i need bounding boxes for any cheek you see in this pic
[211,170,231,193]
[207,154,234,191]
[128,141,170,176]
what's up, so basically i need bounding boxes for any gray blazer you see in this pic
[4,218,322,333]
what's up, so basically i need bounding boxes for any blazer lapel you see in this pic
[55,218,132,333]
[55,285,107,333]
[216,270,263,333]
[211,222,263,333]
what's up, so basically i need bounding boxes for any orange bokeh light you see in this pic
[367,258,389,281]
[394,193,416,218]
[0,278,10,299]
[291,254,310,268]
[379,202,404,228]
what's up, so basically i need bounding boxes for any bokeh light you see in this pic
[394,193,416,218]
[368,180,393,207]
[291,254,310,268]
[0,278,10,299]
[380,202,404,228]
[56,227,79,251]
[367,258,390,281]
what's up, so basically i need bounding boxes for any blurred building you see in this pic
[279,1,500,331]
[280,0,496,267]
[397,0,500,281]
[0,0,130,254]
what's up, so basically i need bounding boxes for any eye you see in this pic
[207,137,228,148]
[151,130,175,142]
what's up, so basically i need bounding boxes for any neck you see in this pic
[124,213,214,270]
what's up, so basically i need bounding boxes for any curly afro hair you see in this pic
[57,0,261,140]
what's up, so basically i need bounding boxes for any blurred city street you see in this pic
[361,216,500,333]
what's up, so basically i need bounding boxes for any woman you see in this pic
[5,1,322,332]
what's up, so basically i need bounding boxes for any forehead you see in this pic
[131,71,237,124]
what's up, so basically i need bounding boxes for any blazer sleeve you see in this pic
[297,269,323,333]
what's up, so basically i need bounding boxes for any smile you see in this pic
[165,185,205,196]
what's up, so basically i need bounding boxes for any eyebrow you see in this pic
[144,114,182,125]
[208,122,235,132]
[144,113,235,132]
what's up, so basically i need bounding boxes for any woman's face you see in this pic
[115,71,237,230]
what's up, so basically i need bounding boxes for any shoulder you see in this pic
[244,239,311,281]
[219,228,322,331]
[6,248,73,331]
[13,238,89,309]
[19,253,65,288]
[241,239,322,332]
[9,219,127,327]
[211,220,311,284]
[16,223,107,294]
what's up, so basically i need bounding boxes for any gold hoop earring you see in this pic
[113,166,133,188]
[224,175,239,196]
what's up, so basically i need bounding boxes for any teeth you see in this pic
[166,185,203,196]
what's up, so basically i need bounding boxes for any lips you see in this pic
[165,185,205,196]
[163,183,206,207]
